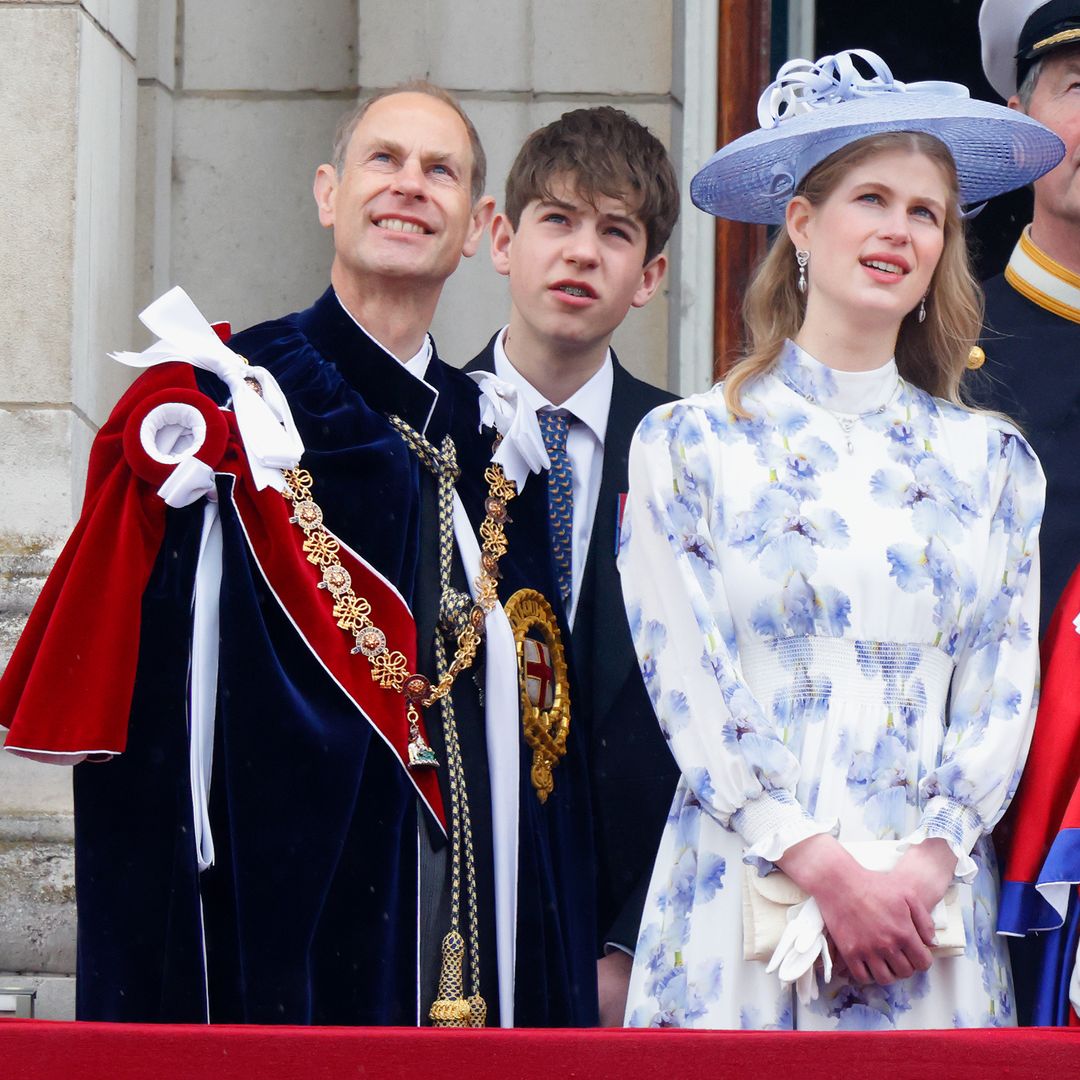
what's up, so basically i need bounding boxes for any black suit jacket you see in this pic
[467,334,680,952]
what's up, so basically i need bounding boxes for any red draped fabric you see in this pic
[1,1022,1078,1079]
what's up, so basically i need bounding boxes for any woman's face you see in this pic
[787,148,950,334]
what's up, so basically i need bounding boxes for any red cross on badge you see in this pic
[522,637,555,711]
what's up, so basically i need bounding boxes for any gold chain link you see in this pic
[278,417,516,1027]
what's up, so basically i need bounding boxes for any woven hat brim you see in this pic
[691,93,1065,224]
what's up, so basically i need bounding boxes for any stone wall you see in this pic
[0,0,139,1020]
[165,0,686,389]
[0,0,716,1021]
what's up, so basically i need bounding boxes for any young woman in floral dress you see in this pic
[619,50,1063,1029]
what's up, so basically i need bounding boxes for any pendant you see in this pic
[406,699,439,768]
[408,737,439,768]
[837,417,857,456]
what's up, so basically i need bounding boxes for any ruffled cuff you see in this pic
[732,788,836,875]
[898,796,982,884]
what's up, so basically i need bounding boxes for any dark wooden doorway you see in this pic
[712,2,773,380]
[712,0,1028,379]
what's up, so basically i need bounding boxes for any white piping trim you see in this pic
[2,746,117,764]
[197,892,211,1023]
[189,500,223,873]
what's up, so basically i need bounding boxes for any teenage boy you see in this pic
[467,106,681,1024]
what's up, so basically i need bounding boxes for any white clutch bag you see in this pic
[742,839,966,962]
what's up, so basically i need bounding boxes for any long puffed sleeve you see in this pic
[618,400,834,866]
[908,423,1044,880]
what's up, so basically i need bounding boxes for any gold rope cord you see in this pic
[391,417,506,1028]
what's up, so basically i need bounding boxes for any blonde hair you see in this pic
[723,131,983,417]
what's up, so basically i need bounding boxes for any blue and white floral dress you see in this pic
[619,342,1043,1030]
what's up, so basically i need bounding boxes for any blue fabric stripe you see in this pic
[1031,894,1080,1026]
[999,879,1064,934]
[1037,828,1080,892]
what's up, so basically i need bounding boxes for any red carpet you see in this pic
[1,1022,1078,1079]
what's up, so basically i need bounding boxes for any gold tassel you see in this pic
[428,931,478,1027]
[467,994,487,1028]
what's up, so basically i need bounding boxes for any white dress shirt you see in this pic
[493,326,612,628]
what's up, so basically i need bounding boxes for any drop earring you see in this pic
[918,293,927,323]
[796,249,809,294]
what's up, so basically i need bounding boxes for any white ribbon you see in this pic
[757,49,968,130]
[756,50,971,209]
[137,405,224,873]
[158,457,218,509]
[113,286,304,491]
[467,371,549,492]
[189,500,223,872]
[452,491,520,1027]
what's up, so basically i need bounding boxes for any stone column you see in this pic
[0,0,138,1020]
[167,0,355,328]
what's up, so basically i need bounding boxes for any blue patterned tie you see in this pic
[538,410,574,608]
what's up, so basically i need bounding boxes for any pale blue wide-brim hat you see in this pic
[691,49,1065,225]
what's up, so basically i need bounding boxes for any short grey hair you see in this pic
[329,80,487,204]
[1016,59,1044,111]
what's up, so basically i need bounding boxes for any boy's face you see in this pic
[491,176,666,355]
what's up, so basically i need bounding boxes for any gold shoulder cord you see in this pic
[279,417,516,1028]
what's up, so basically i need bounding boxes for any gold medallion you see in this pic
[504,589,570,803]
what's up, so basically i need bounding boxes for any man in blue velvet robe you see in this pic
[2,82,597,1028]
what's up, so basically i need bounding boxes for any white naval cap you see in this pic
[981,0,1080,99]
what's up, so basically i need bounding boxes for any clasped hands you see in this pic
[773,833,958,993]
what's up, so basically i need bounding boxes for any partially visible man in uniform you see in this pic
[0,81,597,1029]
[977,0,1080,630]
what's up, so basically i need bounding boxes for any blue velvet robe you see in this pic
[72,288,597,1027]
[975,274,1080,633]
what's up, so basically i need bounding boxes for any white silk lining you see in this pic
[189,500,223,873]
[140,402,208,463]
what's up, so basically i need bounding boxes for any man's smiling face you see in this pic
[317,91,486,290]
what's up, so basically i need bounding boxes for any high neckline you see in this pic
[774,339,900,415]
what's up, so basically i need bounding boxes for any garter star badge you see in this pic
[504,589,570,804]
